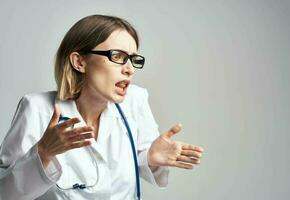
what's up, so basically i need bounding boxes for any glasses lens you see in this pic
[111,50,128,64]
[132,55,145,68]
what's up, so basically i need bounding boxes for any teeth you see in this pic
[116,81,127,88]
[120,82,126,87]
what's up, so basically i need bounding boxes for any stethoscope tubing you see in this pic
[115,103,141,200]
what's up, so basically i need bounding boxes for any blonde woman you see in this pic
[0,15,204,200]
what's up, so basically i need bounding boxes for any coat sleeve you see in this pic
[0,95,62,200]
[136,89,169,188]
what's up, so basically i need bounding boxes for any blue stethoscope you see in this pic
[57,103,141,200]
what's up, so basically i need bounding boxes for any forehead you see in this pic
[95,30,137,54]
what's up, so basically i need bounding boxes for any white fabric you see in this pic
[0,85,169,200]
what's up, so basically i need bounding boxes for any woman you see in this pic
[0,15,204,200]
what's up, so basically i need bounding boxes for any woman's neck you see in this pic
[75,88,107,127]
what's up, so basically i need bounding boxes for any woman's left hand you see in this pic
[148,123,204,170]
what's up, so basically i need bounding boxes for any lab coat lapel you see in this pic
[54,98,76,119]
[91,102,119,162]
[98,102,131,143]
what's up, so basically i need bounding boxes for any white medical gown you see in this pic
[0,85,169,200]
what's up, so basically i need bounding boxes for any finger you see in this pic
[181,150,202,158]
[69,132,95,143]
[165,123,182,138]
[64,126,94,138]
[173,161,194,170]
[67,140,92,150]
[57,117,81,130]
[49,104,61,127]
[177,155,201,165]
[182,144,204,152]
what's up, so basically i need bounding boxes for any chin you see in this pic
[109,94,125,104]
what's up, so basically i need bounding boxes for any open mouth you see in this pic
[115,80,130,96]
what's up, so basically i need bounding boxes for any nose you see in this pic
[122,59,135,76]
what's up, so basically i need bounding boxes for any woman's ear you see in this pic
[69,52,86,73]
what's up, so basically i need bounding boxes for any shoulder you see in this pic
[7,91,57,135]
[122,84,149,106]
[117,84,150,118]
[126,84,148,100]
[19,91,56,114]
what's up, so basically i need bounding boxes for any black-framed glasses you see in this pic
[81,49,145,69]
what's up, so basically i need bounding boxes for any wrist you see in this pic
[149,164,159,172]
[37,143,52,168]
[147,149,159,172]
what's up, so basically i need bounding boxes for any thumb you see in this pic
[164,123,182,138]
[48,104,61,127]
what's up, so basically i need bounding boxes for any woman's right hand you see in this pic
[37,104,95,168]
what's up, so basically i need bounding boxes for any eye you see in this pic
[111,50,127,63]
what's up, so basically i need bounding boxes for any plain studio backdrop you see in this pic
[0,0,289,199]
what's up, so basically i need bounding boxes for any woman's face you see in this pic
[82,29,137,103]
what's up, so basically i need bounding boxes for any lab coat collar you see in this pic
[54,97,120,119]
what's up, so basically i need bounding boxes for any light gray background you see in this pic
[0,0,289,199]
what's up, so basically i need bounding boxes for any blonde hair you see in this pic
[54,15,139,100]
